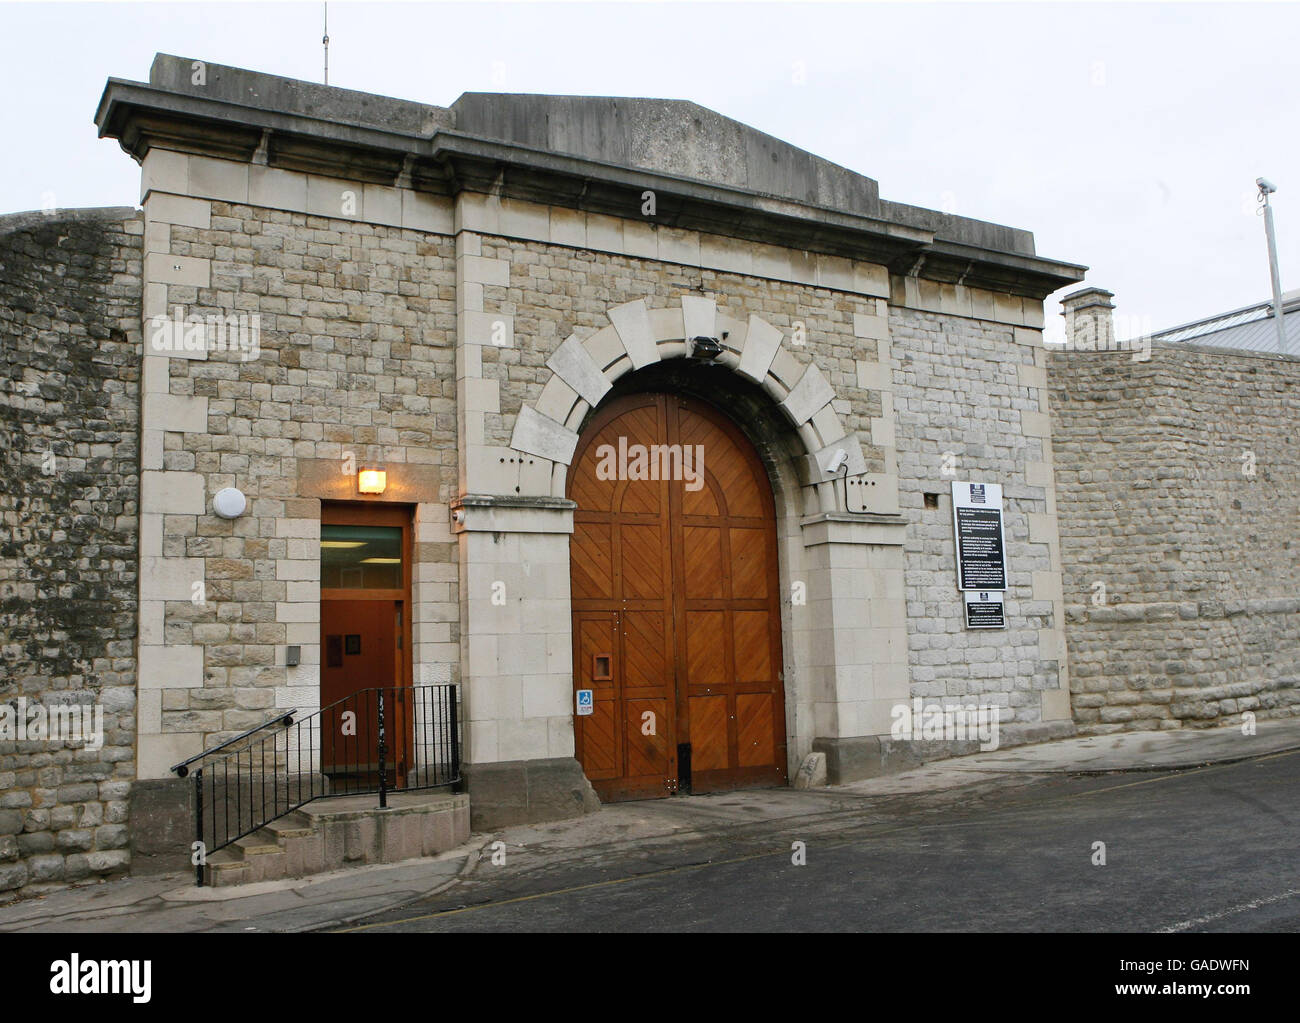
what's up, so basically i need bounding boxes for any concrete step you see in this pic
[234,830,283,857]
[203,848,249,887]
[231,831,287,884]
[203,793,470,888]
[264,813,314,839]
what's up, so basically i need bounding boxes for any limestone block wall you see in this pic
[1048,343,1300,730]
[0,208,143,896]
[888,300,1072,734]
[135,154,462,779]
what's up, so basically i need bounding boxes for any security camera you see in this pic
[1257,177,1277,194]
[826,448,848,473]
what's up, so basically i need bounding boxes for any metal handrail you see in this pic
[170,711,296,777]
[171,684,460,886]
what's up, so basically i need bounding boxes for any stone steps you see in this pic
[202,792,469,887]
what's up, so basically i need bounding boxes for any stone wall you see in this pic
[0,208,143,897]
[1048,343,1300,731]
[891,308,1072,734]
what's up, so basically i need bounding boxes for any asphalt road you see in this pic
[342,749,1300,933]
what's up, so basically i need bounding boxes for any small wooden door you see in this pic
[569,393,787,800]
[320,600,399,773]
[319,503,413,784]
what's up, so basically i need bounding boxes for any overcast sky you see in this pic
[2,1,1296,339]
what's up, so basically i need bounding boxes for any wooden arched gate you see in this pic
[568,392,787,800]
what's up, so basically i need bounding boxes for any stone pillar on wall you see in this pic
[990,290,1077,730]
[451,498,599,830]
[136,153,216,782]
[452,195,599,830]
[1019,331,1074,725]
[803,518,910,784]
[129,156,219,874]
[800,293,913,783]
[1061,287,1115,351]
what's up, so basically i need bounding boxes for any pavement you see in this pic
[354,746,1300,933]
[2,716,1297,933]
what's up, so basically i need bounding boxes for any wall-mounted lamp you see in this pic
[689,335,724,361]
[357,466,387,495]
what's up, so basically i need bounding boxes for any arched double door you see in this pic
[568,392,787,800]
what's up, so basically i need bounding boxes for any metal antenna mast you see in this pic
[323,3,330,85]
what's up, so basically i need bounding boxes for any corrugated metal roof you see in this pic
[1151,290,1300,352]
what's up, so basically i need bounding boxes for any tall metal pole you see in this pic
[1258,178,1286,354]
[323,3,330,85]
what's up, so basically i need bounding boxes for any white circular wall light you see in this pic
[213,487,247,519]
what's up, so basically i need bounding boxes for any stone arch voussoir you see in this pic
[509,296,865,501]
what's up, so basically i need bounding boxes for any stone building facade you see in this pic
[4,52,1098,894]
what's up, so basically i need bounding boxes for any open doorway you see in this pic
[319,502,413,788]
